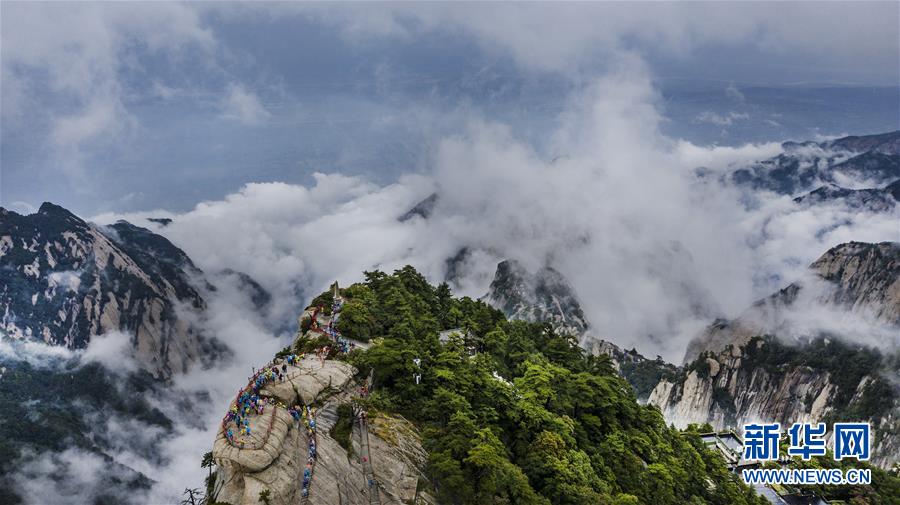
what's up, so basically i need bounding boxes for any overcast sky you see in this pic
[2,1,899,215]
[4,7,899,499]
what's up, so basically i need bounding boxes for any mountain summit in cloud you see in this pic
[651,242,900,468]
[3,3,900,503]
[0,203,219,378]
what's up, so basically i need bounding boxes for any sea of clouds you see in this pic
[93,60,897,360]
[4,3,899,502]
[5,64,896,504]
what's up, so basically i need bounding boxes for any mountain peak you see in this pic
[485,258,589,336]
[398,192,438,222]
[810,241,900,325]
[684,240,900,363]
[38,201,78,218]
[0,204,213,378]
[825,130,900,155]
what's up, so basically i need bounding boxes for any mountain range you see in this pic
[0,202,218,378]
[1,130,899,503]
[651,242,900,467]
[473,131,900,472]
[0,203,268,504]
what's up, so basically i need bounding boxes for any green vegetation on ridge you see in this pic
[299,266,768,505]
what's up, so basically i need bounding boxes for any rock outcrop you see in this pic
[0,203,214,378]
[685,241,900,362]
[212,357,356,505]
[210,333,432,505]
[653,241,900,468]
[731,130,900,195]
[648,338,900,468]
[484,259,589,337]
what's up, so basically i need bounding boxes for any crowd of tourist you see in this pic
[219,292,364,500]
[298,404,317,497]
[222,359,299,447]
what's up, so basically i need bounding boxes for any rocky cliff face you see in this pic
[648,337,900,467]
[210,308,433,505]
[0,203,212,378]
[810,241,900,324]
[685,241,900,363]
[730,130,900,195]
[652,241,900,468]
[484,259,589,337]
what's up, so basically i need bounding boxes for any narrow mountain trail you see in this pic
[302,289,381,505]
[357,369,381,505]
[299,401,319,504]
[358,415,381,505]
[215,285,393,505]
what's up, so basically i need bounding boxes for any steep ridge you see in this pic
[0,203,233,503]
[824,131,900,155]
[208,268,774,505]
[685,241,900,362]
[651,241,900,468]
[0,203,215,378]
[210,297,431,505]
[483,259,589,337]
[482,259,678,399]
[729,131,900,195]
[793,181,900,212]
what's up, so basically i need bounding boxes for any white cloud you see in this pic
[1,3,214,95]
[1,2,215,177]
[745,196,900,287]
[82,331,138,373]
[294,2,899,78]
[726,83,746,102]
[89,65,897,365]
[51,100,121,147]
[0,334,74,368]
[0,327,139,373]
[221,83,271,125]
[13,447,145,504]
[695,110,750,126]
[674,139,783,171]
[733,270,900,351]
